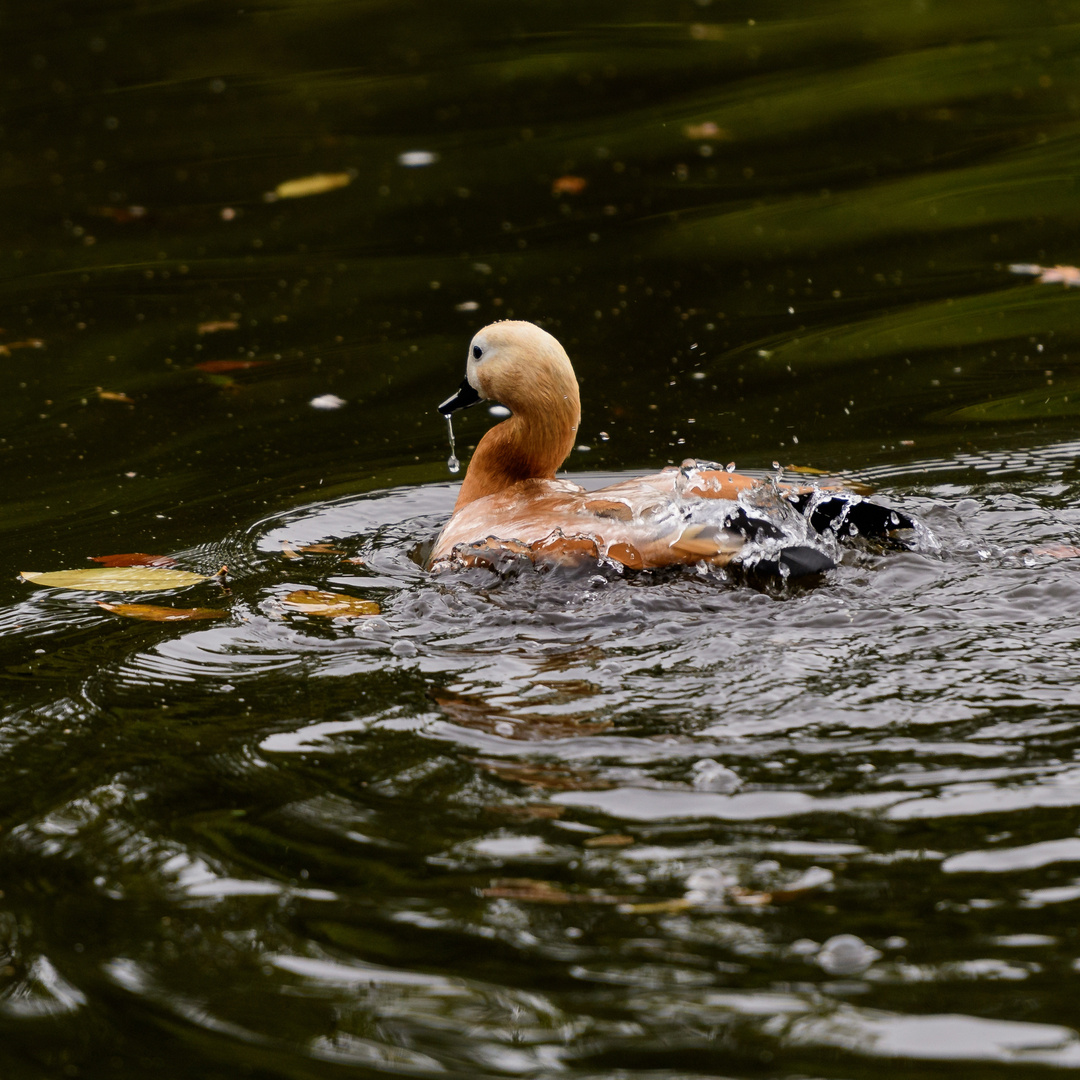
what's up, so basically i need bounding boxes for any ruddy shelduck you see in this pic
[430,321,910,575]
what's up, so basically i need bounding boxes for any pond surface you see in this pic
[5,1,1080,1077]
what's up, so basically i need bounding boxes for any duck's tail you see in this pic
[789,493,915,541]
[725,493,915,579]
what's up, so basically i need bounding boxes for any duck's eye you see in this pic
[472,345,483,360]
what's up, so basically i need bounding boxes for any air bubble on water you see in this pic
[445,415,460,474]
[691,759,742,793]
[683,866,736,905]
[816,933,882,976]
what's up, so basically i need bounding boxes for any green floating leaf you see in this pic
[21,567,209,592]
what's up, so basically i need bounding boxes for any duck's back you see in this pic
[429,466,767,570]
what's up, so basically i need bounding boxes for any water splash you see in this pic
[445,416,460,475]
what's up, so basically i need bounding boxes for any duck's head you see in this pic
[438,321,579,424]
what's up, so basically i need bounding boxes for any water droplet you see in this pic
[725,461,736,473]
[445,416,461,474]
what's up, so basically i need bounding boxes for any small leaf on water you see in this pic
[196,320,239,335]
[297,543,345,554]
[97,389,135,404]
[194,359,268,373]
[204,373,237,389]
[683,121,730,140]
[621,898,693,914]
[90,553,178,568]
[1010,262,1080,286]
[583,834,635,848]
[0,338,45,356]
[785,465,831,476]
[97,602,226,621]
[480,879,572,903]
[480,878,628,905]
[551,175,587,195]
[271,172,352,200]
[22,567,209,591]
[281,589,380,617]
[1030,544,1080,560]
[486,804,564,820]
[94,204,148,223]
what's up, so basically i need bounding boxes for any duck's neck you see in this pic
[454,395,580,511]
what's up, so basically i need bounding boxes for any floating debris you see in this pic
[281,589,380,618]
[683,121,730,140]
[97,602,226,622]
[552,175,587,195]
[397,150,439,167]
[1009,263,1080,287]
[96,389,134,405]
[269,172,353,200]
[22,567,208,592]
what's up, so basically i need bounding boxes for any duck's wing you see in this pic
[591,467,761,503]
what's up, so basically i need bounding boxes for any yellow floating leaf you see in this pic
[97,602,226,621]
[22,567,209,592]
[583,834,635,848]
[0,338,45,356]
[683,121,730,140]
[272,172,352,200]
[620,898,693,914]
[97,389,134,404]
[281,589,379,617]
[480,879,572,903]
[551,175,587,196]
[785,464,831,476]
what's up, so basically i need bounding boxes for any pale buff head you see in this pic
[464,321,580,424]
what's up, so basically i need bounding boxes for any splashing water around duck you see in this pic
[432,321,923,575]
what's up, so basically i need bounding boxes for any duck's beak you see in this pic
[438,377,481,416]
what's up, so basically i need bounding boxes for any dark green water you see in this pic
[6,1,1080,1077]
